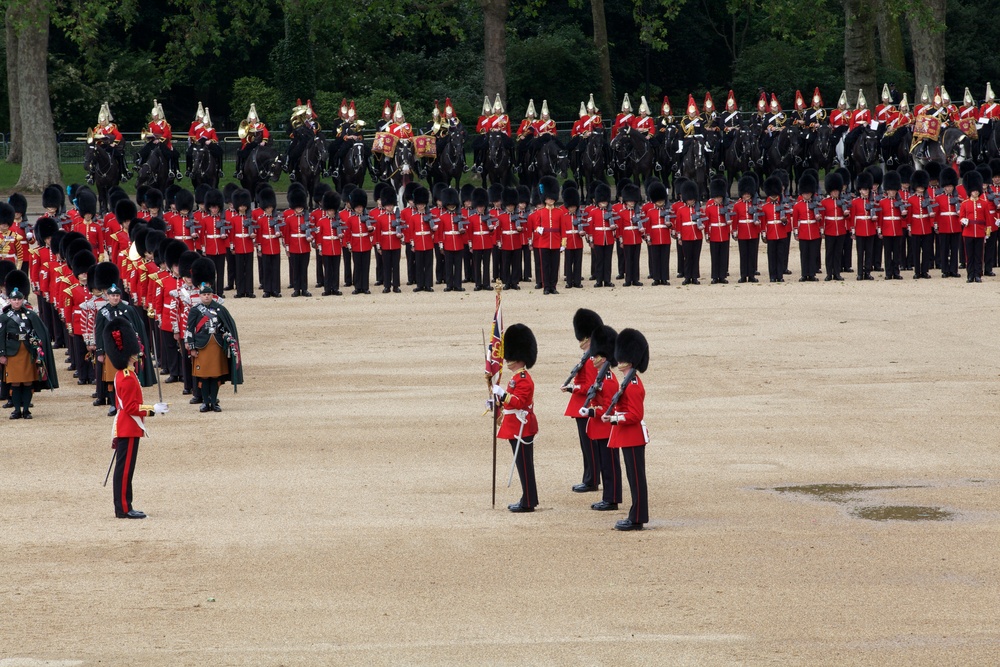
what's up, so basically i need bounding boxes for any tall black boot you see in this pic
[21,386,33,419]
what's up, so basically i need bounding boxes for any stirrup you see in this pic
[289,172,296,181]
[331,169,340,178]
[86,174,95,184]
[235,171,244,180]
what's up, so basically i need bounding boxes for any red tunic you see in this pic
[496,211,523,251]
[877,197,905,237]
[960,198,995,238]
[252,208,283,255]
[564,358,597,417]
[850,197,877,237]
[227,210,254,254]
[113,368,148,439]
[730,200,760,240]
[613,204,644,245]
[906,193,935,236]
[791,197,821,241]
[282,209,312,254]
[406,209,435,252]
[829,109,850,128]
[587,206,616,246]
[148,120,173,149]
[849,108,872,131]
[164,211,197,250]
[612,113,634,139]
[705,200,731,242]
[584,367,617,440]
[561,207,585,250]
[374,209,404,251]
[674,203,705,242]
[468,211,496,251]
[73,218,105,257]
[496,369,538,440]
[437,211,468,251]
[314,213,344,256]
[819,197,849,236]
[0,230,24,264]
[642,202,672,245]
[346,212,374,253]
[608,374,648,448]
[196,211,228,256]
[760,199,790,240]
[530,206,566,249]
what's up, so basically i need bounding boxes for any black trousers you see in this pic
[777,236,791,274]
[321,255,341,292]
[472,249,491,288]
[575,418,598,488]
[208,253,226,294]
[766,238,783,280]
[225,250,236,289]
[374,248,384,285]
[622,445,649,525]
[902,230,913,269]
[510,436,537,508]
[965,236,985,280]
[593,244,614,285]
[381,248,401,289]
[799,238,821,279]
[824,235,846,278]
[160,331,181,378]
[841,236,854,271]
[540,248,560,291]
[501,248,522,288]
[343,249,353,287]
[855,235,875,276]
[938,232,961,276]
[675,240,685,278]
[73,335,94,382]
[912,233,934,276]
[443,250,463,289]
[616,239,625,277]
[314,248,325,286]
[234,252,254,296]
[260,254,281,295]
[414,249,434,290]
[596,438,621,504]
[522,245,532,281]
[112,436,140,516]
[181,352,196,396]
[622,243,641,285]
[883,235,904,277]
[289,252,311,293]
[738,238,759,280]
[985,232,999,272]
[710,240,730,281]
[491,247,502,282]
[463,246,473,282]
[352,249,371,292]
[682,239,703,282]
[533,246,542,286]
[872,236,884,269]
[648,243,671,283]
[405,245,415,284]
[563,247,582,287]
[434,246,445,283]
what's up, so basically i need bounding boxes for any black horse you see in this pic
[610,127,654,192]
[847,127,880,173]
[575,128,609,202]
[135,144,174,192]
[766,126,804,180]
[722,125,752,190]
[84,142,120,214]
[189,141,219,190]
[482,130,514,187]
[290,128,328,208]
[678,134,708,198]
[428,128,466,190]
[332,137,368,192]
[238,143,282,196]
[974,119,1000,163]
[380,139,418,199]
[880,125,913,169]
[805,124,837,173]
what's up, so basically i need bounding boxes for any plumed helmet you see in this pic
[471,187,489,209]
[49,230,67,257]
[797,173,818,195]
[593,183,612,204]
[824,172,844,194]
[441,187,461,209]
[71,250,96,277]
[103,316,141,371]
[738,175,758,198]
[115,199,138,224]
[231,188,252,211]
[77,189,98,217]
[7,193,27,216]
[34,217,58,244]
[145,188,164,210]
[412,186,430,207]
[349,188,368,210]
[191,256,217,291]
[145,216,167,233]
[709,178,729,200]
[882,170,901,192]
[287,184,309,210]
[322,191,341,212]
[562,187,580,208]
[573,308,603,342]
[5,268,30,299]
[257,186,277,210]
[588,325,618,365]
[963,170,984,195]
[178,250,199,280]
[621,184,642,203]
[763,176,783,198]
[502,323,537,369]
[516,185,531,205]
[501,187,518,208]
[460,183,475,203]
[204,188,225,211]
[174,188,195,213]
[855,171,874,191]
[910,170,929,190]
[897,164,914,185]
[680,180,699,202]
[614,328,649,373]
[539,175,560,202]
[380,188,398,207]
[0,203,14,227]
[488,183,504,203]
[42,184,64,211]
[0,260,16,287]
[94,262,120,291]
[647,182,668,204]
[865,164,883,186]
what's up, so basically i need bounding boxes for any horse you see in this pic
[428,127,466,190]
[610,127,654,192]
[678,134,708,198]
[238,142,282,195]
[912,127,971,171]
[332,137,367,192]
[974,119,999,162]
[83,142,120,214]
[652,124,678,179]
[189,141,219,190]
[482,130,514,187]
[847,127,880,174]
[766,126,804,182]
[722,125,752,190]
[135,144,174,192]
[534,137,568,182]
[382,139,417,198]
[805,124,837,173]
[576,128,609,201]
[880,125,913,169]
[290,129,328,208]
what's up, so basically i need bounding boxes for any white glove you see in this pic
[153,402,169,415]
[491,384,506,397]
[536,226,544,235]
[485,398,495,411]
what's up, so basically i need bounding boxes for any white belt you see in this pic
[883,216,901,221]
[737,219,754,224]
[205,234,224,239]
[940,212,957,216]
[855,216,871,220]
[594,226,612,231]
[234,234,250,238]
[624,225,638,231]
[415,231,431,236]
[651,224,667,229]
[710,222,728,227]
[502,230,520,235]
[380,231,397,236]
[351,233,366,237]
[320,236,337,240]
[291,234,306,238]
[798,220,817,224]
[444,231,460,235]
[682,222,698,226]
[911,214,929,219]
[473,231,490,235]
[502,408,528,423]
[177,235,192,240]
[262,234,278,239]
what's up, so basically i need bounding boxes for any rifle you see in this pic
[303,218,319,243]
[514,210,528,231]
[921,193,939,214]
[692,203,708,230]
[422,211,437,232]
[633,208,649,237]
[578,359,613,416]
[184,212,200,235]
[603,209,620,229]
[360,210,376,232]
[391,211,408,236]
[562,349,592,390]
[605,367,638,416]
[455,213,469,234]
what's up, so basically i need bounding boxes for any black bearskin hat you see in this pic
[315,183,333,203]
[94,262,120,291]
[939,167,958,189]
[135,184,149,207]
[680,180,699,202]
[77,189,98,218]
[835,167,852,193]
[958,160,976,176]
[573,308,603,342]
[0,260,17,287]
[65,238,93,265]
[59,230,85,258]
[501,187,518,208]
[963,170,984,195]
[204,188,225,211]
[191,256,217,291]
[516,185,531,205]
[128,222,146,243]
[412,187,430,207]
[231,188,252,211]
[588,325,618,365]
[471,187,489,209]
[115,199,138,224]
[797,173,818,195]
[647,182,668,204]
[539,175,560,202]
[164,183,181,208]
[373,182,388,203]
[86,265,97,291]
[643,178,661,199]
[145,216,166,233]
[42,184,64,211]
[865,164,883,186]
[0,203,14,227]
[342,183,358,199]
[562,187,581,208]
[145,188,164,210]
[322,191,341,212]
[49,230,67,257]
[133,226,151,256]
[738,175,758,198]
[380,188,398,207]
[178,250,200,280]
[223,182,238,203]
[977,163,993,182]
[503,323,537,369]
[488,183,504,203]
[460,183,475,203]
[923,161,942,182]
[402,181,419,205]
[855,171,874,191]
[615,328,649,373]
[709,178,729,200]
[530,186,542,207]
[882,170,901,192]
[562,179,579,197]
[349,188,368,210]
[71,250,97,277]
[194,183,211,205]
[145,230,167,263]
[103,316,141,371]
[8,193,26,216]
[174,188,195,213]
[109,187,129,210]
[257,186,277,210]
[763,176,783,198]
[431,182,446,202]
[911,170,930,191]
[621,184,642,204]
[441,187,461,209]
[897,164,914,185]
[593,183,612,204]
[35,217,58,245]
[824,172,844,195]
[5,269,30,299]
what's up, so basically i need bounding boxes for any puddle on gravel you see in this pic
[851,505,954,522]
[771,484,923,504]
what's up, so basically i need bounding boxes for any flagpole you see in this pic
[491,280,504,508]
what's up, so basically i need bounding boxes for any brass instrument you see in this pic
[238,119,252,140]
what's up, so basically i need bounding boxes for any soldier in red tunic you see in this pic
[228,189,256,298]
[730,175,760,283]
[579,324,621,512]
[346,188,374,295]
[314,190,344,296]
[374,188,404,293]
[933,168,961,278]
[529,176,566,294]
[675,180,704,284]
[818,172,849,281]
[587,183,616,287]
[614,184,645,287]
[562,309,603,494]
[492,323,539,513]
[760,176,789,282]
[641,181,671,286]
[877,170,905,279]
[960,171,994,282]
[252,187,284,297]
[906,170,935,279]
[791,173,821,281]
[137,100,180,179]
[467,188,495,290]
[495,187,522,289]
[282,184,313,297]
[705,178,731,284]
[195,188,228,294]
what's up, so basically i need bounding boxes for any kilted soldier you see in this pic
[561,308,602,494]
[706,178,731,284]
[315,190,345,296]
[186,258,243,411]
[283,184,313,297]
[907,170,935,279]
[496,187,523,289]
[104,316,168,519]
[791,173,821,281]
[605,328,650,531]
[252,186,284,297]
[2,270,58,419]
[731,175,761,282]
[374,188,404,293]
[491,323,539,513]
[580,324,621,512]
[642,182,672,285]
[468,188,496,290]
[228,189,256,298]
[407,187,435,292]
[819,172,849,281]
